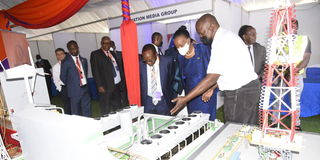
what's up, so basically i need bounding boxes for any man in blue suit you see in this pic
[140,44,175,115]
[60,40,91,117]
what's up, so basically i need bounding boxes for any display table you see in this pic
[188,123,320,160]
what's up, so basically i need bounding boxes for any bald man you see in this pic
[90,36,122,116]
[140,44,175,115]
[171,14,260,125]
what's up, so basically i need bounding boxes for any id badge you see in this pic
[153,91,162,100]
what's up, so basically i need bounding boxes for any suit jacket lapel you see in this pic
[78,56,87,77]
[141,62,147,92]
[253,44,259,72]
[99,49,110,60]
[159,58,165,88]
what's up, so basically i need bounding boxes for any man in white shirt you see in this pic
[171,14,260,125]
[52,48,71,114]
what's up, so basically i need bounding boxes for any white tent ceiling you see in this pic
[0,0,317,40]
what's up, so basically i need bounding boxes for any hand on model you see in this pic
[170,96,188,115]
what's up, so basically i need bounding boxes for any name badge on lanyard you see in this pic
[153,91,162,100]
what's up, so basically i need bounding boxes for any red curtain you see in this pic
[0,0,88,29]
[120,0,141,106]
[121,20,141,106]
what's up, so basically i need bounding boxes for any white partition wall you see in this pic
[151,22,168,50]
[28,40,56,67]
[248,9,271,46]
[37,40,56,66]
[137,23,153,53]
[214,0,246,34]
[110,28,122,51]
[52,32,76,52]
[190,20,201,43]
[28,41,40,63]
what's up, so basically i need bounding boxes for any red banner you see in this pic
[0,0,88,29]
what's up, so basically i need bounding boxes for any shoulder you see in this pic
[195,43,210,50]
[164,47,174,55]
[116,51,122,54]
[219,28,235,38]
[160,55,172,63]
[215,28,241,46]
[80,56,88,62]
[253,42,264,48]
[53,63,59,69]
[91,49,102,55]
[62,55,72,63]
[253,42,266,52]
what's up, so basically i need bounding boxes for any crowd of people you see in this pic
[35,14,311,129]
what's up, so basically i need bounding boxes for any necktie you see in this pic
[158,48,163,55]
[151,66,158,105]
[248,46,254,66]
[75,56,83,86]
[107,52,117,77]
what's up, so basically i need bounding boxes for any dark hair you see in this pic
[173,26,190,39]
[55,48,65,53]
[238,25,254,40]
[101,36,110,42]
[110,41,115,46]
[151,32,162,43]
[36,54,41,60]
[142,44,156,54]
[67,40,78,48]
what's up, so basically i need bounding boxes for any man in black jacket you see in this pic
[90,37,122,115]
[35,54,52,98]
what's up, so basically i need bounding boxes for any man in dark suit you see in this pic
[140,44,175,115]
[165,47,183,96]
[151,32,164,55]
[90,37,122,116]
[110,41,129,108]
[60,40,91,117]
[239,25,266,81]
[35,54,52,98]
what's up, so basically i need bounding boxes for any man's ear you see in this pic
[242,34,246,41]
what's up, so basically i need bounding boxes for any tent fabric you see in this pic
[0,14,11,30]
[121,0,141,106]
[0,0,88,29]
[4,0,187,40]
[0,0,316,40]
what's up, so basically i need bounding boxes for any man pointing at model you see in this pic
[171,14,260,125]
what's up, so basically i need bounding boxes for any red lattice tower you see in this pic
[259,4,299,142]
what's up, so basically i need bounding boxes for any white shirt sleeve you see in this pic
[52,63,62,92]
